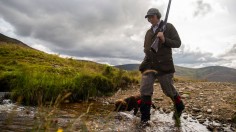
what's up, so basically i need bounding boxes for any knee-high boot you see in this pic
[173,95,185,118]
[140,95,152,122]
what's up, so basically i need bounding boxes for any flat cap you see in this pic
[145,8,161,19]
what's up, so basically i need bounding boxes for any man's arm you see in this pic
[163,23,181,48]
[143,30,149,53]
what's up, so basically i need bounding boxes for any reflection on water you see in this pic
[0,100,232,132]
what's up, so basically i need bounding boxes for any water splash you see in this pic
[85,110,210,132]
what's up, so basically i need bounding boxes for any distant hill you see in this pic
[0,33,30,48]
[195,66,236,82]
[115,64,140,71]
[115,64,236,83]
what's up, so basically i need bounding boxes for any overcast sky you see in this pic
[0,0,236,68]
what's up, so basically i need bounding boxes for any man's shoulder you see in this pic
[165,23,177,32]
[145,28,152,35]
[166,22,174,28]
[146,28,152,32]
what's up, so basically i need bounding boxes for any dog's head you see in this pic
[114,99,128,111]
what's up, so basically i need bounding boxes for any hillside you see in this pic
[196,66,236,82]
[115,64,236,83]
[0,33,30,48]
[0,33,140,105]
[115,64,140,71]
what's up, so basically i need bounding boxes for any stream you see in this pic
[0,99,233,132]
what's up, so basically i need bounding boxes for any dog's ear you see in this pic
[114,99,122,111]
[120,100,127,106]
[114,99,127,111]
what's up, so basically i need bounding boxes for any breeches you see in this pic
[140,72,179,99]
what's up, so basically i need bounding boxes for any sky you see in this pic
[0,0,236,69]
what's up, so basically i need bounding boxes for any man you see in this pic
[139,8,185,124]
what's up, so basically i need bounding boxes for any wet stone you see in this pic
[181,94,190,99]
[162,108,167,113]
[196,115,202,119]
[198,119,205,124]
[165,109,171,114]
[207,109,212,114]
[183,115,188,119]
[222,124,228,127]
[192,108,201,113]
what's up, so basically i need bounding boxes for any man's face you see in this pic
[147,15,159,25]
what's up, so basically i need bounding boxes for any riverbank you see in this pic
[104,81,236,131]
[0,81,235,131]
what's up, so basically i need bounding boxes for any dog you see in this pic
[114,94,156,115]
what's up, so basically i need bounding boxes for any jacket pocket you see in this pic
[139,60,150,73]
[157,59,174,73]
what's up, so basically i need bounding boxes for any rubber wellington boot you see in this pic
[140,96,152,124]
[173,95,185,121]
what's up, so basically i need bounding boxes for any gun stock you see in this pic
[151,37,160,53]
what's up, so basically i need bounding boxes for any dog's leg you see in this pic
[152,103,156,109]
[133,107,138,115]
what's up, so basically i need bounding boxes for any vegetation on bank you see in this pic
[0,43,140,105]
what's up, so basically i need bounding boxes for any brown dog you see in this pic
[114,95,156,115]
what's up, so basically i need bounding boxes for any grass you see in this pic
[0,43,139,105]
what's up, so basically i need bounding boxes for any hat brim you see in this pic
[145,13,156,18]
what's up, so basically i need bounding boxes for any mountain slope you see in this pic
[115,64,236,83]
[0,33,30,48]
[0,33,139,104]
[196,66,236,82]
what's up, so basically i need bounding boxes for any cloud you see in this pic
[218,0,236,17]
[223,44,236,56]
[0,0,236,69]
[193,0,212,17]
[173,44,222,67]
[219,43,236,60]
[0,0,151,61]
[217,43,236,68]
[172,44,236,69]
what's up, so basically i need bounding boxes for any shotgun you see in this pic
[151,0,172,53]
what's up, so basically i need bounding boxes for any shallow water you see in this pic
[0,100,233,132]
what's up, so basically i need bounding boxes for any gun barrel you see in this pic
[164,0,172,24]
[150,0,172,53]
